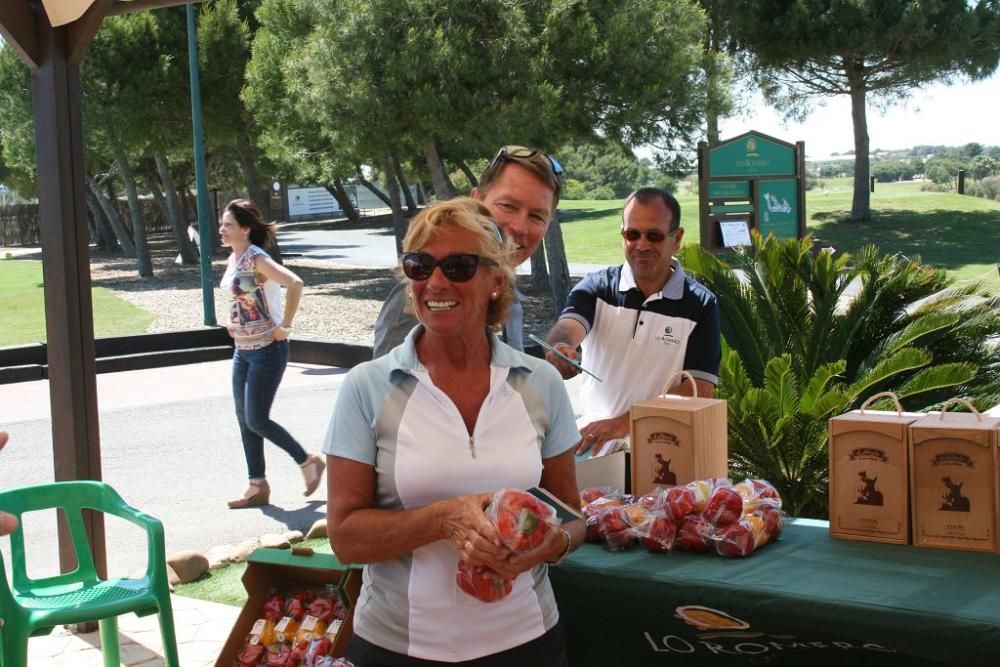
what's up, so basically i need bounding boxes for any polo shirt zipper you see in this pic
[468,435,477,459]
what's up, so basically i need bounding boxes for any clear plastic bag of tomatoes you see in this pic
[486,488,561,553]
[456,560,513,603]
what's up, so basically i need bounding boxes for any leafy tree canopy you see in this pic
[730,0,1000,221]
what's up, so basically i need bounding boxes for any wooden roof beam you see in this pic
[0,1,40,69]
[108,0,204,17]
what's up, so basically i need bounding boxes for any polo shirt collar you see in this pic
[618,258,686,300]
[388,325,532,378]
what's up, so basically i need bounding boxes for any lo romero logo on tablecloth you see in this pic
[640,604,897,658]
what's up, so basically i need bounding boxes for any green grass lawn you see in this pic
[558,180,1000,294]
[0,259,154,346]
[174,538,334,607]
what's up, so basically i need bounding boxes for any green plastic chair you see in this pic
[0,480,179,667]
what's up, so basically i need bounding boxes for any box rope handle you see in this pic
[660,370,698,398]
[939,397,982,421]
[859,391,903,415]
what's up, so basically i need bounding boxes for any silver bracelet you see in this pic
[545,528,573,566]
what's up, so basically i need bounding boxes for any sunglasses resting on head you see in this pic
[488,145,564,179]
[402,252,497,282]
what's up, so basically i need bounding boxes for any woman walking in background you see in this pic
[219,199,324,509]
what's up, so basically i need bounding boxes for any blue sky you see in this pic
[718,72,1000,159]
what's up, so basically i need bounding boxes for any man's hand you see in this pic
[576,414,630,455]
[544,343,582,380]
[0,432,18,536]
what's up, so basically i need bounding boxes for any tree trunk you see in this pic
[325,180,360,223]
[115,156,154,276]
[847,61,871,222]
[703,8,722,145]
[236,122,266,214]
[384,153,405,256]
[155,153,198,264]
[530,244,549,290]
[140,157,171,224]
[543,213,571,314]
[458,160,479,189]
[422,139,457,200]
[356,167,393,207]
[88,175,135,257]
[392,154,419,214]
[86,188,120,253]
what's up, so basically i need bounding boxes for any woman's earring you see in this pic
[491,292,498,300]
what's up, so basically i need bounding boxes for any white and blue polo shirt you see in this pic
[322,326,580,661]
[561,259,721,420]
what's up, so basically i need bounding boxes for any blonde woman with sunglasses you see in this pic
[373,145,563,357]
[324,198,583,666]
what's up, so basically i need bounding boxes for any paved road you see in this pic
[277,221,608,276]
[0,360,583,578]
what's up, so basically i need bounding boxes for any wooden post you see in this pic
[32,8,109,580]
[957,169,966,195]
[870,176,876,193]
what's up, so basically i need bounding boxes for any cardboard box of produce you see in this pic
[215,547,362,666]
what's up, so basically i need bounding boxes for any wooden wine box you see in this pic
[828,397,922,545]
[909,403,1000,553]
[629,392,728,497]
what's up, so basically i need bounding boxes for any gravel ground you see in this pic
[86,236,560,345]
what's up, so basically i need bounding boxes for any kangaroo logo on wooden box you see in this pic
[829,393,920,545]
[629,372,727,497]
[909,400,1000,554]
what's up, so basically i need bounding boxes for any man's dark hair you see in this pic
[623,187,681,231]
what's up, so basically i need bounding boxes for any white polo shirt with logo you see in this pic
[322,327,580,661]
[560,259,721,419]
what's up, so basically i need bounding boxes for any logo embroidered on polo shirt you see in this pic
[655,325,679,346]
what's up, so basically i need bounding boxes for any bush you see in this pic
[588,185,616,200]
[920,181,953,192]
[682,235,1000,516]
[561,178,588,200]
[974,175,1000,201]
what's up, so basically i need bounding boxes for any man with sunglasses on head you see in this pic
[373,145,562,357]
[544,187,721,454]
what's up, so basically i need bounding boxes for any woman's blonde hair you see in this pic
[402,197,517,327]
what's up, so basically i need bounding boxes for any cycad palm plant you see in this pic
[683,234,1000,516]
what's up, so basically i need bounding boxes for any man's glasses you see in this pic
[621,228,676,243]
[401,252,497,282]
[488,145,564,178]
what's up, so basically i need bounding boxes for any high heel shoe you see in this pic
[300,454,326,497]
[228,479,270,509]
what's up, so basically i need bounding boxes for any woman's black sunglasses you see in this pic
[401,252,498,282]
[488,145,564,178]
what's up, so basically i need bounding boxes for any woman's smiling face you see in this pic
[409,226,503,339]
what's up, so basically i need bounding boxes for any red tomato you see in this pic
[677,514,713,552]
[308,597,335,624]
[642,515,677,553]
[715,521,756,558]
[456,561,512,603]
[703,487,743,529]
[262,594,284,622]
[493,490,554,552]
[237,643,266,666]
[664,486,697,521]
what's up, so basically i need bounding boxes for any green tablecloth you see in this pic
[549,518,1000,666]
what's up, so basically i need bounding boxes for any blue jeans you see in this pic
[232,339,307,479]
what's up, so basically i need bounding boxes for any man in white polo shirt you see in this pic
[544,187,721,454]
